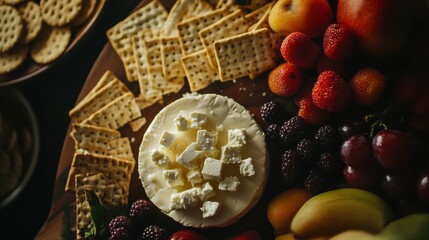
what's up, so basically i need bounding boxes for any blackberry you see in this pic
[266,124,281,142]
[281,149,307,186]
[108,216,132,233]
[260,101,286,124]
[304,170,331,194]
[296,138,320,164]
[314,124,340,152]
[279,116,310,147]
[318,152,343,175]
[140,225,168,240]
[109,227,129,240]
[130,199,156,220]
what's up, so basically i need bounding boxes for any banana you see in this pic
[330,213,429,240]
[290,188,394,239]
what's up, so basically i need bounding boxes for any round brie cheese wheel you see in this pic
[138,93,268,228]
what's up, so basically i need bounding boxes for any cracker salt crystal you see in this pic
[66,152,134,192]
[213,28,276,81]
[30,26,71,64]
[160,0,213,37]
[176,7,229,55]
[181,49,219,92]
[0,5,23,53]
[17,1,43,44]
[40,0,83,27]
[70,122,121,155]
[198,9,250,68]
[0,45,28,74]
[69,78,131,123]
[81,92,141,130]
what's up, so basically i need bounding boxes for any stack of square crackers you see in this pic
[106,0,283,103]
[65,70,144,239]
[0,0,102,75]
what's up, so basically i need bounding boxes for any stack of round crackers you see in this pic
[0,0,99,75]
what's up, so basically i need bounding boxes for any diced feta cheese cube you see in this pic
[150,148,170,167]
[162,169,184,187]
[174,113,189,131]
[201,157,223,180]
[200,201,221,218]
[239,157,255,177]
[170,188,200,210]
[196,130,218,155]
[159,131,177,149]
[220,144,242,164]
[189,112,207,129]
[219,176,240,191]
[228,128,246,145]
[186,168,203,186]
[176,142,204,167]
[216,124,224,131]
[198,182,216,201]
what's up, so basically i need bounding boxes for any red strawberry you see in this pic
[169,229,208,240]
[312,71,352,112]
[268,62,304,97]
[225,230,261,240]
[298,94,330,125]
[281,32,321,68]
[323,23,354,60]
[349,67,386,107]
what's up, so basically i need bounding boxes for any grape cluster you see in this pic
[261,104,344,195]
[339,126,429,215]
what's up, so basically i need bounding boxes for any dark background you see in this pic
[0,1,140,238]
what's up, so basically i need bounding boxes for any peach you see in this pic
[268,0,333,38]
[267,188,313,236]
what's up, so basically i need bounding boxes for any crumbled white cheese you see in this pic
[198,182,216,201]
[216,124,224,131]
[201,157,223,180]
[150,148,170,167]
[195,130,218,156]
[162,169,184,187]
[159,131,177,149]
[174,113,189,131]
[176,142,204,167]
[189,112,207,129]
[227,128,246,145]
[186,168,203,186]
[219,176,240,191]
[220,144,242,164]
[170,188,200,210]
[201,201,221,218]
[239,157,255,177]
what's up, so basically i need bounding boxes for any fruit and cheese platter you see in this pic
[37,0,429,239]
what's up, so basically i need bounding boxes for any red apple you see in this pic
[337,0,412,57]
[268,0,333,38]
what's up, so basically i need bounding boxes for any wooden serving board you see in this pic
[36,1,287,239]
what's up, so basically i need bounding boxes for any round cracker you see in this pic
[0,45,28,74]
[30,26,71,64]
[40,0,83,27]
[18,1,43,44]
[0,5,24,53]
[71,0,97,26]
